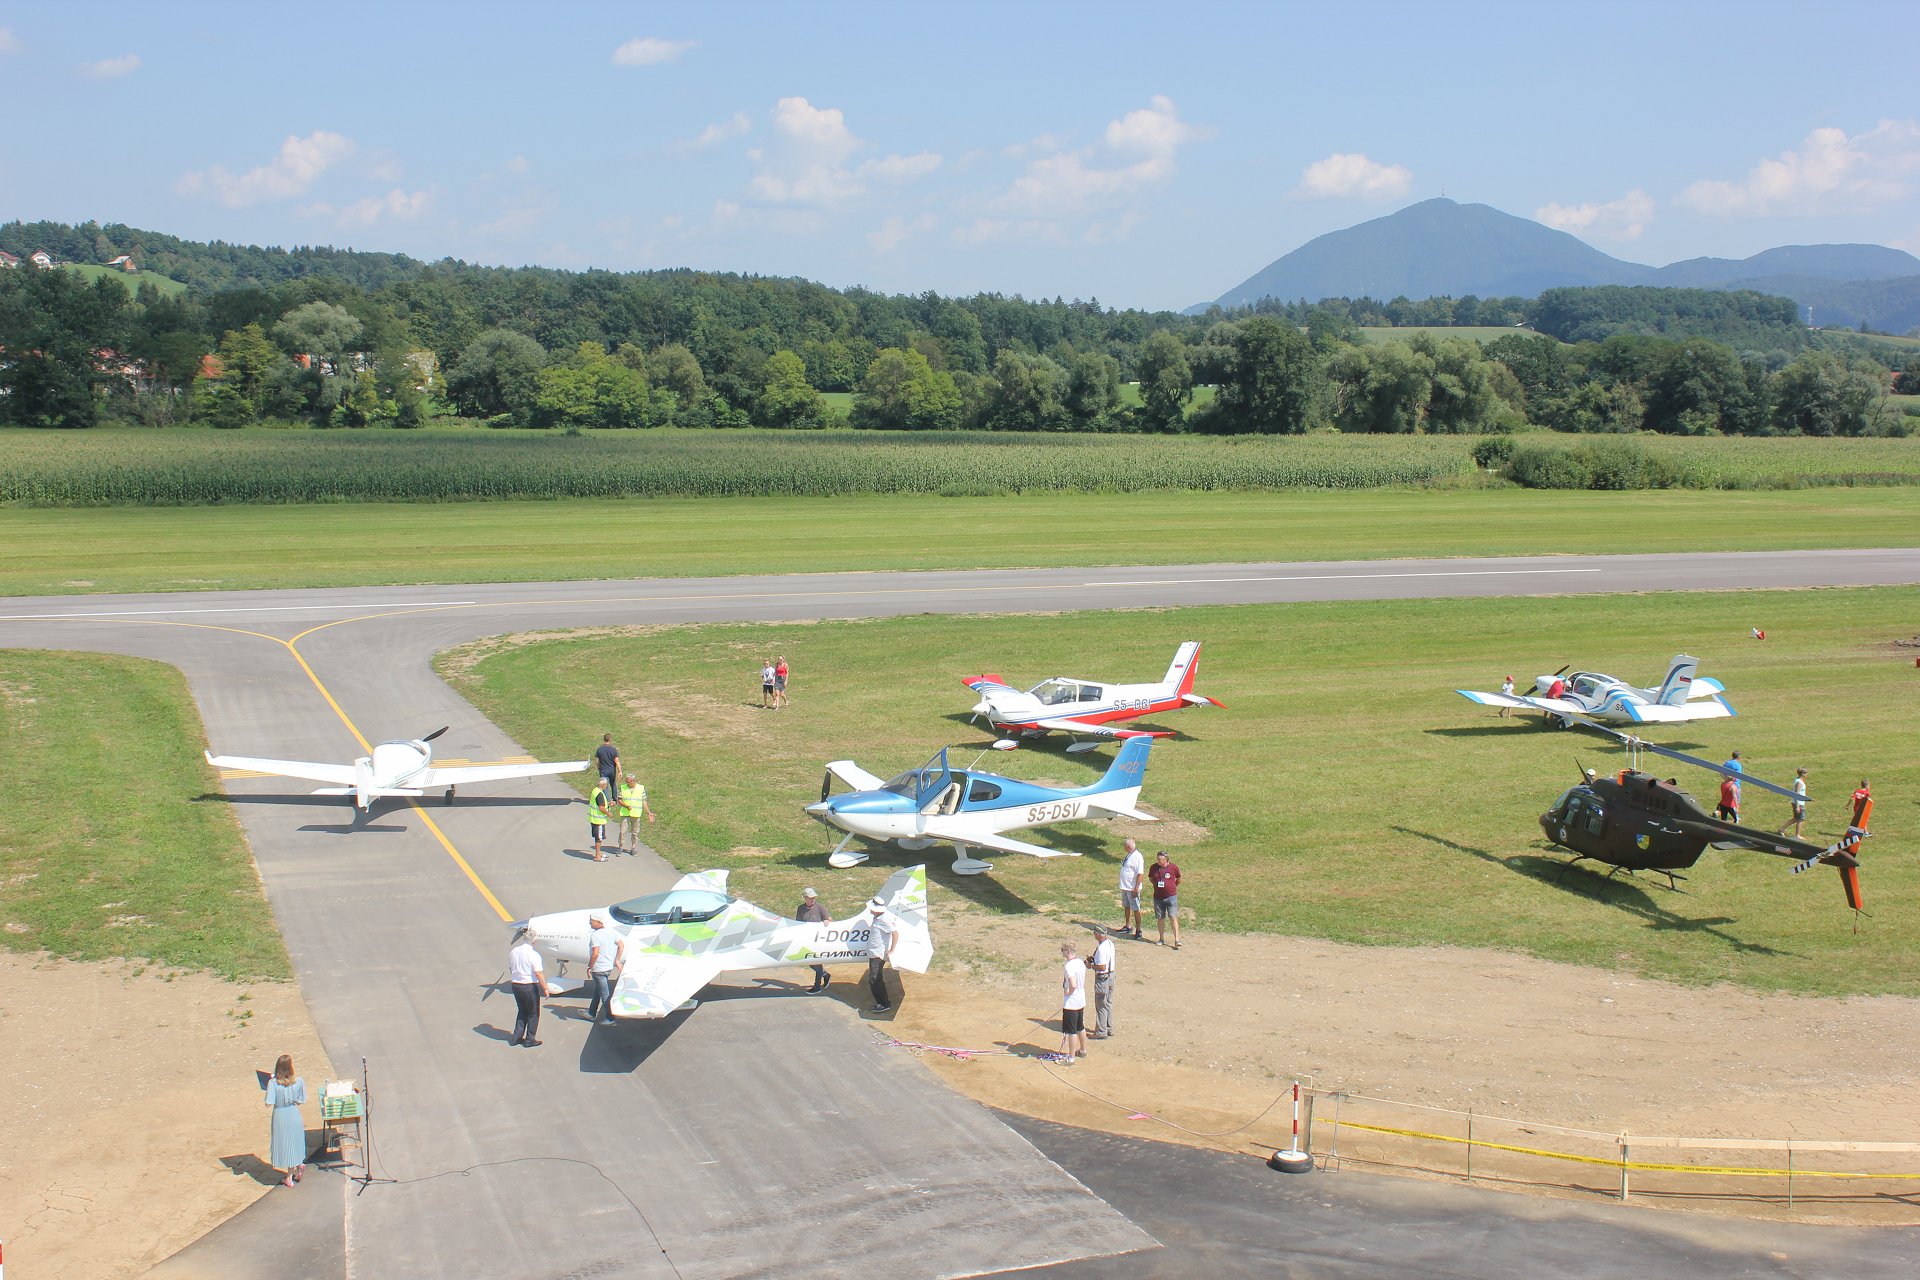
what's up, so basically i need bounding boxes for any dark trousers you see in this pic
[511,981,542,1044]
[810,964,829,989]
[587,970,614,1022]
[866,957,890,1007]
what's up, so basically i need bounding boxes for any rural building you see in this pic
[29,250,54,268]
[105,254,139,272]
[0,250,18,268]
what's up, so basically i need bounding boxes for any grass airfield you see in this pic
[3,484,1919,596]
[443,585,1918,999]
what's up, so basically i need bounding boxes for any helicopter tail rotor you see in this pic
[1788,826,1868,914]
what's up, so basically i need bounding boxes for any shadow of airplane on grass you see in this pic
[1393,826,1792,958]
[1422,727,1711,753]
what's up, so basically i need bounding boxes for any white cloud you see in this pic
[741,96,939,208]
[337,189,430,227]
[612,37,693,67]
[993,97,1209,219]
[860,151,941,185]
[867,213,938,253]
[1679,120,1920,217]
[363,151,404,183]
[84,53,140,79]
[471,204,546,239]
[176,131,355,207]
[0,27,23,54]
[1294,152,1413,201]
[687,112,751,149]
[952,218,1068,246]
[1535,188,1655,241]
[506,155,529,175]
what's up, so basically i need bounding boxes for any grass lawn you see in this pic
[442,586,1918,998]
[4,485,1917,596]
[0,650,290,979]
[59,262,188,297]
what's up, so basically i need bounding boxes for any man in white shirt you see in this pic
[1087,925,1117,1040]
[585,913,624,1026]
[1057,941,1088,1063]
[1777,767,1808,838]
[507,927,554,1048]
[1115,838,1145,940]
[865,896,898,1013]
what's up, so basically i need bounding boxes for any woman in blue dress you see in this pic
[265,1054,308,1187]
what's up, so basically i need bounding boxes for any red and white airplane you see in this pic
[962,641,1224,752]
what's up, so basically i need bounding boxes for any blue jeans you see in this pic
[587,970,614,1022]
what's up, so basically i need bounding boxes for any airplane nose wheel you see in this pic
[826,831,869,870]
[950,843,994,876]
[445,786,456,806]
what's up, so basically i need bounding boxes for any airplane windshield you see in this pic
[1032,679,1079,706]
[610,889,732,927]
[883,749,949,798]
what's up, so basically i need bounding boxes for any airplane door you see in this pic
[913,748,955,813]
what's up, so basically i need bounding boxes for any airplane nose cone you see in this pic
[972,701,992,718]
[805,801,831,816]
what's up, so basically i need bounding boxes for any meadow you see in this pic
[442,586,1919,999]
[3,485,1917,596]
[0,650,290,979]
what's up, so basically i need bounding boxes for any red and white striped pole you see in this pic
[1268,1081,1313,1173]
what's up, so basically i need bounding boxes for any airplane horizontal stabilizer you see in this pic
[312,786,424,798]
[1621,698,1735,724]
[960,673,1008,691]
[1087,802,1158,822]
[1182,693,1226,708]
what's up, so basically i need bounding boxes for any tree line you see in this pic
[0,219,1912,437]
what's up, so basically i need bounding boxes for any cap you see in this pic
[802,887,817,898]
[869,897,886,911]
[589,913,605,925]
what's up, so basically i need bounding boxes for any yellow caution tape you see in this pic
[1336,1121,1920,1180]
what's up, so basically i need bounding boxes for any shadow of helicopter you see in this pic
[1392,826,1792,958]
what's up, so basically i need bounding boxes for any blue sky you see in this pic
[3,2,1917,311]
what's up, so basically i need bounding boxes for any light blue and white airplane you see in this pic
[807,736,1156,875]
[1457,654,1735,727]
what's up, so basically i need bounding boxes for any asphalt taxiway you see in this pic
[4,549,1917,1279]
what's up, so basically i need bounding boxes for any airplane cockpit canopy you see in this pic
[610,888,732,927]
[883,748,953,806]
[1032,679,1104,706]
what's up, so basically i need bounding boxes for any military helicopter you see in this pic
[1537,715,1869,917]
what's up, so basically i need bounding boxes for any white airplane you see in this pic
[963,640,1224,751]
[516,865,931,1019]
[806,737,1155,875]
[1456,655,1735,727]
[206,726,588,811]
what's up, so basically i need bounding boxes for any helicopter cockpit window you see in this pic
[1548,787,1576,817]
[610,889,732,927]
[1581,804,1606,836]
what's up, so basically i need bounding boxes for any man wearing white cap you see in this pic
[864,894,898,1013]
[796,887,831,993]
[585,913,624,1025]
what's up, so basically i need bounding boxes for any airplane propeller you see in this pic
[423,726,449,743]
[819,770,833,804]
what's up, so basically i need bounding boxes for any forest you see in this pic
[1,218,1913,439]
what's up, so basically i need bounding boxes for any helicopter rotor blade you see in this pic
[1558,714,1803,802]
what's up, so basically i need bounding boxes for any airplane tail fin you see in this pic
[1655,655,1699,706]
[878,865,931,973]
[1096,736,1153,791]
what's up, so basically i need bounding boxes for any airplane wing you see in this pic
[608,955,728,1020]
[669,869,730,895]
[924,826,1080,859]
[1621,697,1735,724]
[1455,690,1584,715]
[1025,716,1173,739]
[961,673,1009,692]
[419,760,588,786]
[205,752,358,786]
[825,760,887,791]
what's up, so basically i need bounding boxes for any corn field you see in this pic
[0,428,1478,505]
[2,428,1914,507]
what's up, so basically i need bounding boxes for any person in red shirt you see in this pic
[773,656,790,710]
[1715,775,1740,823]
[1148,850,1182,949]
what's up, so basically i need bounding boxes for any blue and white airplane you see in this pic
[806,736,1156,875]
[1457,654,1735,727]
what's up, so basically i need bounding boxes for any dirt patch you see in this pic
[0,953,333,1279]
[620,682,775,743]
[875,900,1920,1225]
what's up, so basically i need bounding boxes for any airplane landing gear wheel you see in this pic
[445,787,455,806]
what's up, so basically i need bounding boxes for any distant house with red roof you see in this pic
[29,250,54,269]
[105,254,138,272]
[0,250,18,269]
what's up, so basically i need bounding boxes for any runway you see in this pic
[5,547,1918,1279]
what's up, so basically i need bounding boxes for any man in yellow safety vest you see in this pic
[587,778,612,862]
[617,771,655,854]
